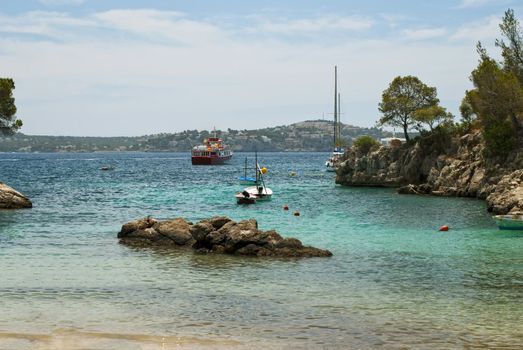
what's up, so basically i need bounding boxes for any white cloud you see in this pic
[92,9,225,45]
[402,27,448,40]
[451,16,499,41]
[38,0,85,5]
[457,0,505,8]
[0,9,483,136]
[249,15,374,34]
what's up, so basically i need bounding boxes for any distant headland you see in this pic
[0,120,388,153]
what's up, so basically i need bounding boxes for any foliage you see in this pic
[469,57,523,126]
[460,9,523,157]
[495,9,523,83]
[378,76,441,141]
[0,78,22,135]
[413,105,454,132]
[483,119,517,157]
[459,91,476,125]
[466,51,523,156]
[353,135,379,154]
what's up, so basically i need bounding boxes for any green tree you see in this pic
[378,76,439,141]
[470,56,523,129]
[413,105,454,132]
[466,54,523,156]
[0,78,22,135]
[459,90,476,125]
[495,9,523,83]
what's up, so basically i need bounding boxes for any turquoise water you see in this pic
[1,152,522,349]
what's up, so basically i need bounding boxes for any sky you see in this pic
[1,0,522,136]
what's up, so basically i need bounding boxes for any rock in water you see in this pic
[118,216,332,258]
[0,182,32,209]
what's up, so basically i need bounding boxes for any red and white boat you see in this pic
[191,135,233,165]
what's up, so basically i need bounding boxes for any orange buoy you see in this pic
[283,205,289,211]
[439,225,449,231]
[293,211,300,216]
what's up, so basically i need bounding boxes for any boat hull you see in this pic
[192,154,233,165]
[494,215,523,230]
[244,186,273,201]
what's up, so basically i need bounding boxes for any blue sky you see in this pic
[1,0,522,136]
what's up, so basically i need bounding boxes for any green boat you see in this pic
[493,214,523,230]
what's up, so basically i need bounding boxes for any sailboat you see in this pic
[238,157,259,185]
[235,152,273,204]
[325,66,344,172]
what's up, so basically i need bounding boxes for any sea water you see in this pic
[0,152,522,349]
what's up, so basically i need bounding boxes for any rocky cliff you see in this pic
[335,131,523,214]
[0,182,32,209]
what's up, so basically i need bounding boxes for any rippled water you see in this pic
[0,152,522,349]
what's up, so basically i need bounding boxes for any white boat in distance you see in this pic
[325,65,344,172]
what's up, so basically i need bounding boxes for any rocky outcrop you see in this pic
[0,182,32,209]
[118,216,332,258]
[336,131,523,214]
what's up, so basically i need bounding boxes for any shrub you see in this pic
[353,135,379,154]
[483,119,517,158]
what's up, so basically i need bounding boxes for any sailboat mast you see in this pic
[333,66,338,148]
[255,151,258,183]
[338,92,341,144]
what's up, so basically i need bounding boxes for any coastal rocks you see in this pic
[486,170,523,214]
[0,182,32,209]
[336,131,523,214]
[118,216,332,258]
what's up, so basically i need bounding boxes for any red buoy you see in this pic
[439,225,449,231]
[283,205,289,211]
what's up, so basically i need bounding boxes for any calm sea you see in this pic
[0,152,522,349]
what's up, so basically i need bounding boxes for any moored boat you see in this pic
[235,152,272,204]
[243,185,273,201]
[191,132,233,165]
[238,157,259,185]
[325,66,345,172]
[493,214,523,230]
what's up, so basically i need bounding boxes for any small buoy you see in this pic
[293,211,300,216]
[260,167,267,174]
[289,171,296,177]
[439,225,449,231]
[283,205,289,211]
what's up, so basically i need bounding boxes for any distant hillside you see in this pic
[0,120,389,152]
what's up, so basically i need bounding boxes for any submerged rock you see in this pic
[118,216,332,258]
[0,182,32,209]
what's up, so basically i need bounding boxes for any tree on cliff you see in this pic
[496,9,523,84]
[0,78,23,135]
[462,9,523,157]
[413,105,454,132]
[378,76,441,142]
[467,54,523,156]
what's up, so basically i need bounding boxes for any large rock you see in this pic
[118,216,332,258]
[0,182,32,209]
[336,131,523,214]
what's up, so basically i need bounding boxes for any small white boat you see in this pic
[243,186,273,201]
[493,214,523,230]
[235,190,257,204]
[325,150,344,172]
[235,152,273,204]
